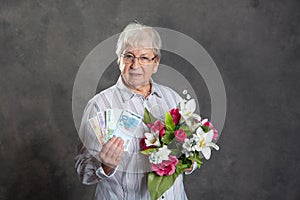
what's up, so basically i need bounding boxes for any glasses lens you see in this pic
[123,54,134,64]
[122,54,156,64]
[139,57,151,64]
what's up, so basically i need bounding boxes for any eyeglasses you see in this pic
[121,53,158,65]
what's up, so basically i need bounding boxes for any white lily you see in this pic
[196,126,205,136]
[149,146,171,164]
[145,131,160,147]
[182,138,195,157]
[186,113,202,131]
[179,99,196,120]
[194,129,219,160]
[200,118,208,126]
[179,99,202,130]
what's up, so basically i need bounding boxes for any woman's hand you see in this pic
[99,137,124,174]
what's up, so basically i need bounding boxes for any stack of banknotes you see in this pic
[88,109,142,151]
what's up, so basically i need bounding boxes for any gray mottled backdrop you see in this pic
[1,0,299,200]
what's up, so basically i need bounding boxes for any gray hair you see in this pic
[116,22,162,60]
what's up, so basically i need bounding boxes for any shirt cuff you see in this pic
[184,162,198,175]
[96,165,117,178]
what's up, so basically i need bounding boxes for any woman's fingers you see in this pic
[115,140,124,162]
[100,137,124,168]
[101,137,121,156]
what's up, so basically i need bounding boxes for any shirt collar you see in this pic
[116,76,162,101]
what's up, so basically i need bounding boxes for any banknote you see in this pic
[105,109,122,141]
[96,111,106,140]
[112,110,142,151]
[89,116,104,145]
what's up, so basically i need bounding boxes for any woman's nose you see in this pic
[130,58,141,68]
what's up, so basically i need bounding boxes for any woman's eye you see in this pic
[141,57,150,61]
[125,55,134,59]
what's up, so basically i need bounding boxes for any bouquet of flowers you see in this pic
[140,91,220,200]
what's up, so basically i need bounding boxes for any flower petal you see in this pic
[201,118,208,125]
[205,130,214,142]
[145,132,153,139]
[190,113,201,121]
[201,147,211,160]
[196,127,205,135]
[206,142,219,150]
[185,99,196,114]
[180,100,186,111]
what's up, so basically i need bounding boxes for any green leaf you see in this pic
[201,125,211,133]
[175,160,191,174]
[161,130,174,144]
[143,108,157,124]
[141,148,158,155]
[148,171,180,200]
[165,112,175,131]
[189,153,203,168]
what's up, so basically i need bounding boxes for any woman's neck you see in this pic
[131,83,152,98]
[120,76,152,98]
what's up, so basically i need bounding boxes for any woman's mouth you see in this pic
[129,73,143,76]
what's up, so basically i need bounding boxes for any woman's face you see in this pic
[119,47,159,90]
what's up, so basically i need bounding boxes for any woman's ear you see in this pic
[152,56,160,74]
[118,57,126,73]
[155,56,160,64]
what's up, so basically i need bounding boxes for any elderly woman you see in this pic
[75,22,194,200]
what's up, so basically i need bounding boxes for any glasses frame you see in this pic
[121,53,158,65]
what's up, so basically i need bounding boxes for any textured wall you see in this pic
[1,0,300,199]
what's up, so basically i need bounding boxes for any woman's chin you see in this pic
[128,81,148,90]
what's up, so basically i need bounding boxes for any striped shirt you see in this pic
[75,77,189,200]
